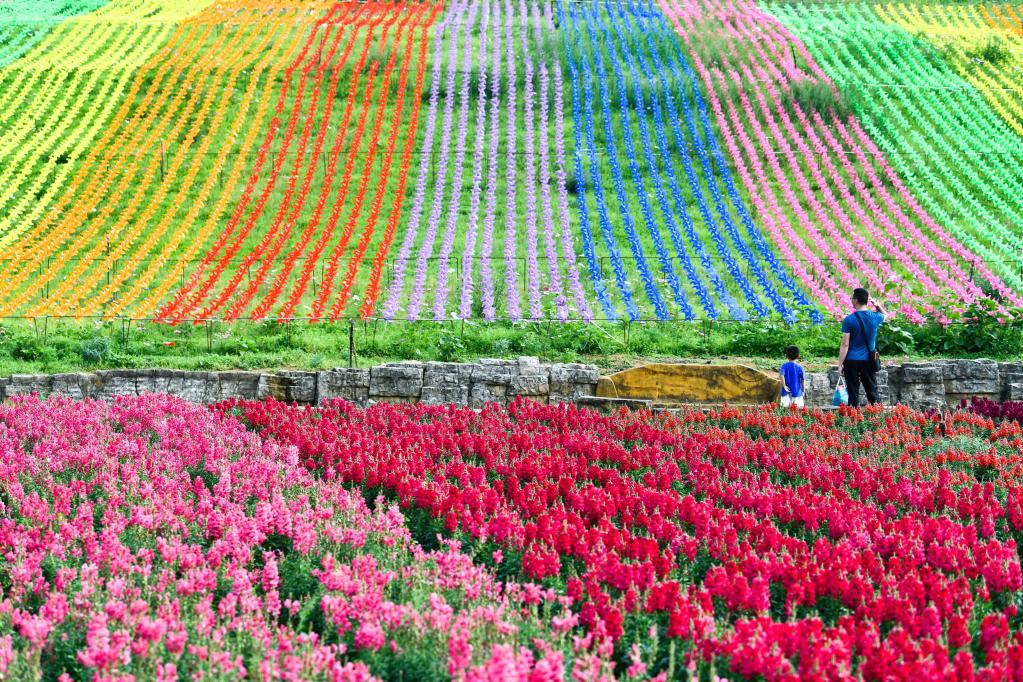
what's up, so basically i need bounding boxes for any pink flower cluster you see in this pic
[0,395,619,681]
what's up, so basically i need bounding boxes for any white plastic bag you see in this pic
[832,377,849,407]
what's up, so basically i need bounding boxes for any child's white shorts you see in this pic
[781,395,804,408]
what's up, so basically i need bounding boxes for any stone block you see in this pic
[129,370,212,403]
[1000,363,1023,402]
[549,363,600,385]
[516,356,543,375]
[317,369,371,405]
[1005,382,1023,403]
[895,363,945,409]
[5,374,52,397]
[803,372,832,408]
[549,363,599,403]
[94,370,140,400]
[254,371,317,404]
[50,373,101,400]
[576,396,652,413]
[420,384,469,406]
[423,362,473,388]
[471,360,516,385]
[900,363,944,384]
[369,363,423,399]
[213,371,262,402]
[942,359,1000,401]
[469,382,507,409]
[423,361,472,382]
[550,386,596,404]
[509,374,549,397]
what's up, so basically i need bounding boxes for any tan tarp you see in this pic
[596,363,781,405]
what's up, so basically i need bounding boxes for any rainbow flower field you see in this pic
[0,0,1022,322]
[3,395,1023,679]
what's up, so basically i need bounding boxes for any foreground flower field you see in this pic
[3,396,1023,680]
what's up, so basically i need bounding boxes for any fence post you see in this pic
[160,139,166,181]
[348,320,356,368]
[205,320,213,353]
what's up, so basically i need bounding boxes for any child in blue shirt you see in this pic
[780,345,805,408]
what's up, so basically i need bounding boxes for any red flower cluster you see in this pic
[965,396,1023,428]
[226,398,1023,680]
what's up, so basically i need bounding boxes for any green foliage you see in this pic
[967,37,1010,66]
[0,330,56,363]
[912,301,1023,357]
[783,78,853,120]
[1,309,1023,379]
[436,328,467,362]
[77,336,112,364]
[875,320,915,356]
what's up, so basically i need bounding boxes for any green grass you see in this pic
[2,314,1022,377]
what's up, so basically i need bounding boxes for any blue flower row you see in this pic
[582,4,678,320]
[560,0,640,320]
[635,0,821,322]
[602,0,732,320]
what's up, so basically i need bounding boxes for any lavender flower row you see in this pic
[526,1,570,321]
[502,0,520,321]
[457,0,492,319]
[519,0,543,320]
[479,0,502,320]
[406,1,477,320]
[429,0,484,320]
[380,1,463,320]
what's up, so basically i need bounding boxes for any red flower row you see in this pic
[225,398,1023,679]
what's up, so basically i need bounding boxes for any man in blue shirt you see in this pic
[838,287,888,407]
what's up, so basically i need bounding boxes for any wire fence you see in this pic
[4,313,1021,368]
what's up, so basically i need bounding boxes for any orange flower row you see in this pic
[42,17,267,317]
[157,3,352,322]
[0,22,212,315]
[107,5,319,318]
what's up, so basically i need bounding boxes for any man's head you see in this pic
[852,288,869,307]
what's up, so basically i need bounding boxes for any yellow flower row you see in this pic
[0,0,216,252]
[0,0,330,317]
[873,3,1023,139]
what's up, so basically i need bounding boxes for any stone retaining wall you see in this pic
[804,359,1023,410]
[0,358,601,408]
[0,359,1019,410]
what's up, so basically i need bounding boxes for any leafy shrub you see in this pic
[783,78,852,120]
[77,336,112,363]
[436,328,467,362]
[967,37,1010,65]
[4,334,55,363]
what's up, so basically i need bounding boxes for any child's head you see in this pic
[785,345,800,361]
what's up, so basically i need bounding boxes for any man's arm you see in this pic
[838,332,850,374]
[873,299,888,318]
